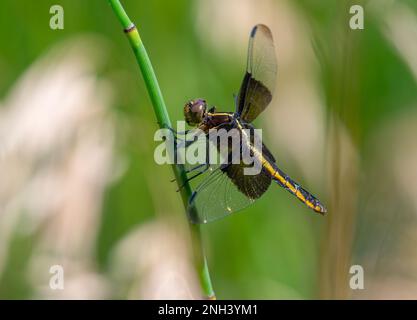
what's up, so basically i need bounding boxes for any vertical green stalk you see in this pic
[107,0,215,299]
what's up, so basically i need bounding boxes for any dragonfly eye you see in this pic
[184,98,207,126]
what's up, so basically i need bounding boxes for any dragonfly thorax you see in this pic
[184,98,207,126]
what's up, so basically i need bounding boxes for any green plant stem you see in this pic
[107,0,215,299]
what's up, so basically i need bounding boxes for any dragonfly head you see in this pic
[184,99,207,126]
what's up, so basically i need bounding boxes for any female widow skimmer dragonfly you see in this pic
[179,24,326,223]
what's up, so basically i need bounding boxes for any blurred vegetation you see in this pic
[1,0,417,299]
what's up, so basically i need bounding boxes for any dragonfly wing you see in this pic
[236,24,277,123]
[223,162,272,200]
[187,125,272,223]
[187,162,271,224]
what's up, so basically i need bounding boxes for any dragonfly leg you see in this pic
[167,126,190,137]
[170,163,208,183]
[176,164,210,192]
[171,134,211,183]
[186,163,208,174]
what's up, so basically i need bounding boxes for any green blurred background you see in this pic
[1,0,417,299]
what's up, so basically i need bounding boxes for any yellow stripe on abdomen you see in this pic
[258,153,326,214]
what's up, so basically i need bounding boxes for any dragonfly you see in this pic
[178,24,326,223]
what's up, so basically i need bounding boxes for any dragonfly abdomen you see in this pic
[261,158,327,214]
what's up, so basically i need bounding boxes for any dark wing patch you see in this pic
[222,163,271,200]
[236,24,277,123]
